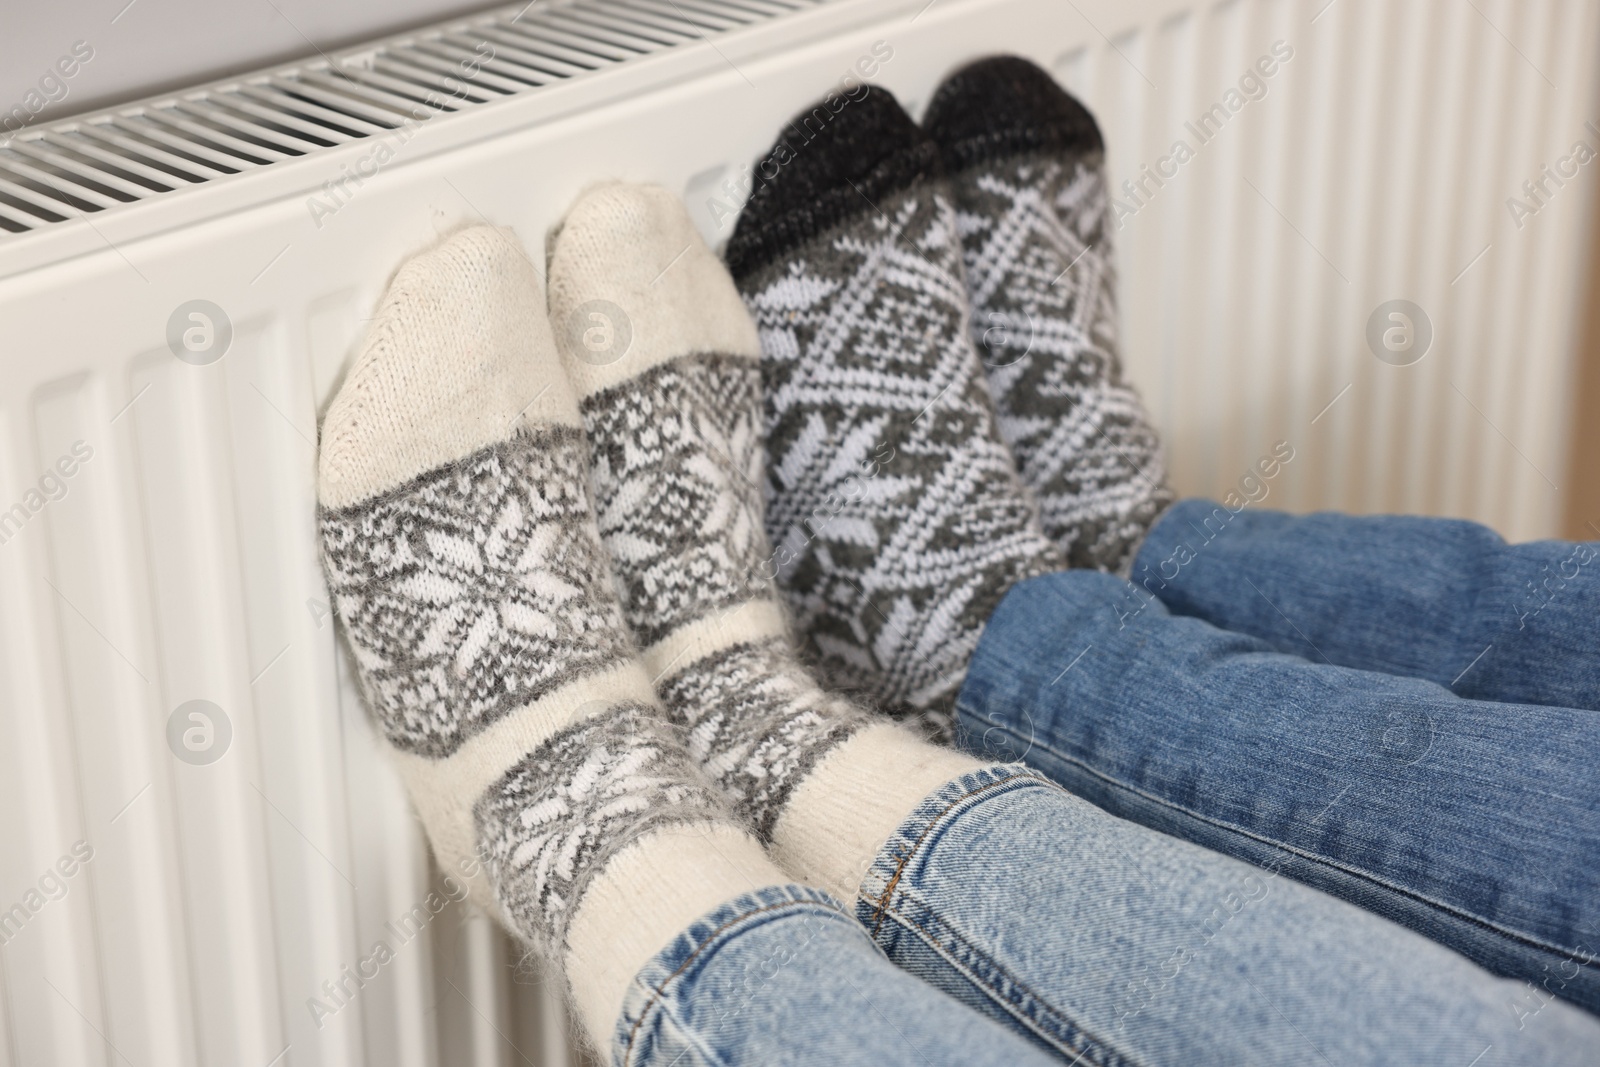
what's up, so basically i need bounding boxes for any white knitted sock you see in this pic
[317,225,786,1050]
[547,184,986,903]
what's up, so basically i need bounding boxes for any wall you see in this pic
[2,0,498,132]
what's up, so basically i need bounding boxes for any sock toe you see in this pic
[725,86,939,281]
[318,225,579,509]
[923,55,1102,173]
[547,182,760,399]
[548,182,784,654]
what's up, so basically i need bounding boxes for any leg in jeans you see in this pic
[1133,499,1600,710]
[957,569,1600,1015]
[625,761,1600,1067]
[617,885,1060,1067]
[857,766,1600,1067]
[714,81,1599,1058]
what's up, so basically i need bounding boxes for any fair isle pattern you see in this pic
[580,355,771,650]
[953,152,1173,571]
[655,639,868,841]
[476,701,728,959]
[319,427,633,757]
[581,352,869,817]
[744,182,1064,712]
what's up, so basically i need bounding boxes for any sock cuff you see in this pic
[768,722,986,902]
[565,821,785,1053]
[725,86,940,282]
[923,55,1103,175]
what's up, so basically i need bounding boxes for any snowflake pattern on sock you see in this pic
[581,352,870,821]
[954,153,1173,571]
[476,701,728,959]
[743,182,1063,713]
[581,355,771,650]
[319,426,633,757]
[655,639,867,841]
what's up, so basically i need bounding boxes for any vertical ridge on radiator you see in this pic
[221,313,367,1066]
[0,405,109,1065]
[129,346,287,1064]
[33,372,197,1066]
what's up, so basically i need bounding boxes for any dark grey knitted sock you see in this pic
[924,56,1174,573]
[725,88,1064,726]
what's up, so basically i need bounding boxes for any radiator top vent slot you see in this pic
[0,0,820,239]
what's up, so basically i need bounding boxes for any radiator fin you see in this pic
[0,0,822,238]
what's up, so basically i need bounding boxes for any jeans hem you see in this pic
[856,765,1047,936]
[615,884,851,1067]
[872,889,1146,1067]
[1119,497,1185,579]
[855,765,1142,1067]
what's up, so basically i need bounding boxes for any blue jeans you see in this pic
[1134,499,1600,710]
[957,501,1600,1017]
[616,767,1600,1066]
[615,883,1058,1067]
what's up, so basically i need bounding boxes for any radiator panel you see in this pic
[0,1,1595,1064]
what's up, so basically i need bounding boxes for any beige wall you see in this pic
[1566,178,1600,541]
[1,0,497,130]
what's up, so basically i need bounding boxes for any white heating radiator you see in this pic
[1,0,1594,1064]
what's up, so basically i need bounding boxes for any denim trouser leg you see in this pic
[956,569,1600,1015]
[1133,499,1600,709]
[857,766,1600,1066]
[614,884,1059,1067]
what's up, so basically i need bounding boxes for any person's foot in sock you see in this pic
[724,88,1064,725]
[316,226,789,1051]
[924,56,1174,572]
[547,182,984,896]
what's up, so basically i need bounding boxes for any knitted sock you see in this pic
[316,226,786,1050]
[724,88,1064,724]
[923,56,1174,572]
[547,182,983,901]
